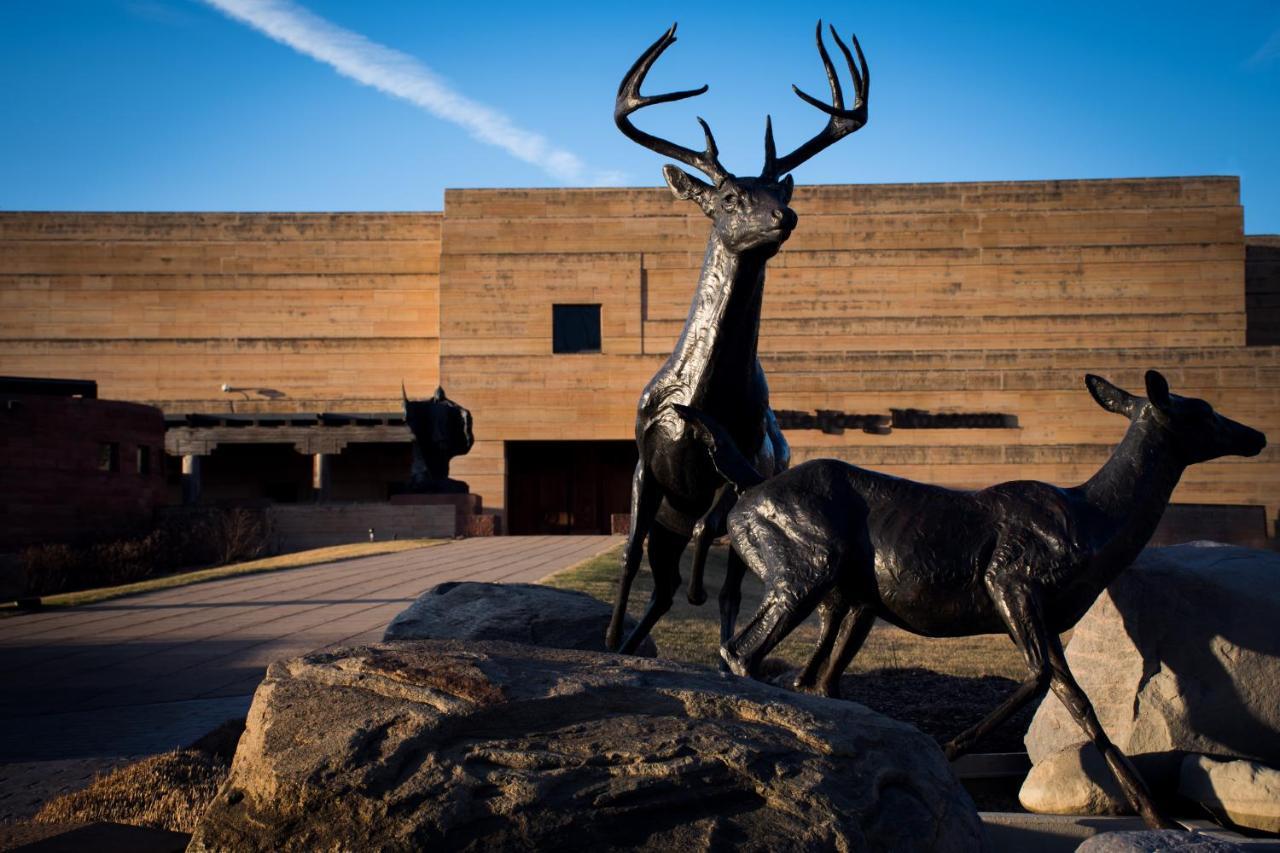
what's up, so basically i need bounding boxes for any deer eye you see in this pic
[721,194,739,211]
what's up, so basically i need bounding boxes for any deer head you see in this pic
[616,22,869,255]
[1086,370,1266,464]
[402,383,475,460]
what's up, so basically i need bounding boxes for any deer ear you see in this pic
[663,165,712,204]
[778,174,794,204]
[1086,374,1139,417]
[432,386,446,402]
[1144,370,1173,415]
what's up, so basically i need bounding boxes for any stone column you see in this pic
[181,454,202,506]
[312,452,332,503]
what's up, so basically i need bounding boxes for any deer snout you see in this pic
[1220,416,1267,458]
[773,208,798,231]
[1240,425,1267,457]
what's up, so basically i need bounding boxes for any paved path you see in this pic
[0,535,619,762]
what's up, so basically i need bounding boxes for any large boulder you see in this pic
[1026,544,1280,771]
[383,581,657,658]
[1178,754,1280,834]
[189,640,982,852]
[1018,742,1128,816]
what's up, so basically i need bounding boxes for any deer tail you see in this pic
[672,404,766,493]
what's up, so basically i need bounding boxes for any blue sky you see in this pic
[2,1,1278,231]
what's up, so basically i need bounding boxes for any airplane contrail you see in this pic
[201,0,624,185]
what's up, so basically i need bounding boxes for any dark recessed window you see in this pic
[137,445,151,475]
[98,442,120,473]
[552,304,601,354]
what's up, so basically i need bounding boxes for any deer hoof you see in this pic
[687,586,708,606]
[793,678,841,700]
[719,647,749,678]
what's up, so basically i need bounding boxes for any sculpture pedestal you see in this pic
[389,493,499,537]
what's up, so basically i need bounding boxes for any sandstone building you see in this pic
[2,176,1277,542]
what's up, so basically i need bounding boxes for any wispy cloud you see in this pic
[1247,25,1280,67]
[200,0,624,185]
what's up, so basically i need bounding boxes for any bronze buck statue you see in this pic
[402,384,474,495]
[605,22,871,656]
[675,370,1266,830]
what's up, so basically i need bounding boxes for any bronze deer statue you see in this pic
[675,370,1266,830]
[604,22,871,656]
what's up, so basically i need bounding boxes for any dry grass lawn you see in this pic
[33,751,227,833]
[31,718,243,834]
[545,543,1043,752]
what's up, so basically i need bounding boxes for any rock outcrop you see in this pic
[1025,544,1280,790]
[383,581,657,658]
[1018,742,1128,816]
[1075,829,1244,852]
[1179,754,1280,834]
[190,640,982,852]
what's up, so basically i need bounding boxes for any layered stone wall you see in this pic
[0,213,442,413]
[439,177,1279,532]
[267,503,454,551]
[2,178,1276,537]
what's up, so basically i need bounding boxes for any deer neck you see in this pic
[1080,414,1186,565]
[668,234,768,397]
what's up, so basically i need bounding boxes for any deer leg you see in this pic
[815,603,876,699]
[794,589,851,691]
[606,462,661,651]
[723,532,836,678]
[687,485,733,606]
[1043,632,1178,830]
[943,577,1054,761]
[723,570,828,679]
[618,522,689,655]
[716,547,748,672]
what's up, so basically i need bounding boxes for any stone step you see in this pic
[980,813,1280,853]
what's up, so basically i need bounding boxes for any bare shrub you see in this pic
[89,535,163,586]
[17,508,275,597]
[209,507,274,565]
[19,543,93,596]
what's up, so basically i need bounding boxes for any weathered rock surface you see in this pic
[1019,743,1129,816]
[1075,829,1244,852]
[1179,754,1280,834]
[1026,544,1280,769]
[383,581,657,658]
[189,640,982,852]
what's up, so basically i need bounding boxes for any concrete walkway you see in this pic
[0,535,619,762]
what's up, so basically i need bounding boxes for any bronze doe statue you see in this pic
[606,22,871,656]
[676,371,1266,830]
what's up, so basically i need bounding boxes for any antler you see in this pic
[763,21,870,180]
[616,24,729,185]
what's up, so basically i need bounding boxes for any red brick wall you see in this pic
[0,394,166,550]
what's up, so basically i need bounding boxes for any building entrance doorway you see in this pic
[505,441,637,535]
